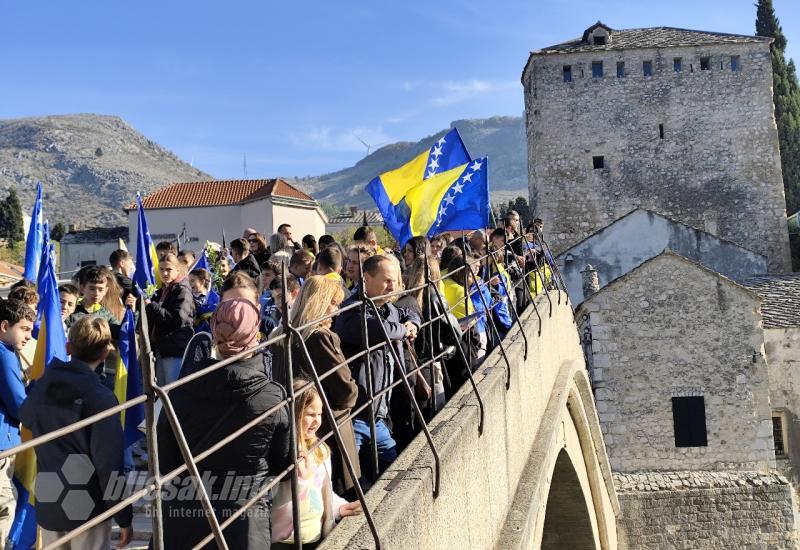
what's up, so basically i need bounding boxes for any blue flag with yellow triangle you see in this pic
[366,127,471,244]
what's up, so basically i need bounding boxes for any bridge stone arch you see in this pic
[320,294,619,550]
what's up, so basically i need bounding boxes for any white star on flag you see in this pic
[426,170,436,178]
[431,145,443,157]
[428,158,440,170]
[462,171,473,183]
[439,206,448,218]
[470,160,482,171]
[437,136,446,146]
[443,194,455,206]
[452,181,465,194]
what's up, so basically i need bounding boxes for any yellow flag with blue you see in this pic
[366,128,473,244]
[10,236,67,549]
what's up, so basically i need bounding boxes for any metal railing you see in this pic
[0,229,567,550]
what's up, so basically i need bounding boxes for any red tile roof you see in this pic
[130,178,315,210]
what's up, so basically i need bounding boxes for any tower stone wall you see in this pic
[523,33,791,272]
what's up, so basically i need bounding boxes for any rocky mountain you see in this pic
[291,115,528,208]
[0,114,211,227]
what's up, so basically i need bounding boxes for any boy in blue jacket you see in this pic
[0,298,35,545]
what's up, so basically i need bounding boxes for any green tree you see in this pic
[497,196,533,226]
[51,222,66,242]
[0,188,24,248]
[757,0,800,214]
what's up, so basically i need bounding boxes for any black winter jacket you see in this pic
[158,354,291,549]
[333,288,421,420]
[232,253,261,281]
[146,278,195,358]
[18,359,132,532]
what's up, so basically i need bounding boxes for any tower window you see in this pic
[592,61,603,78]
[773,415,786,457]
[700,56,711,71]
[616,61,625,78]
[673,57,682,72]
[731,56,740,72]
[672,396,707,447]
[592,156,605,169]
[563,65,572,83]
[659,124,665,139]
[643,60,653,77]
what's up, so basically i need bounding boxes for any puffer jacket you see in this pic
[157,354,291,549]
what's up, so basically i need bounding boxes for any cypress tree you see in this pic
[3,188,24,247]
[756,0,800,214]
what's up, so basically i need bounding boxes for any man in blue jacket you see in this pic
[0,299,34,545]
[334,255,421,477]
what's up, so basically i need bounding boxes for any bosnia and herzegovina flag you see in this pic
[133,193,160,294]
[407,157,490,238]
[10,238,67,550]
[366,128,472,244]
[23,182,43,283]
[113,308,145,449]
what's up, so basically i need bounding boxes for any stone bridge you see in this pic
[321,291,619,550]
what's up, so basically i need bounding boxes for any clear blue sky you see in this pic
[1,0,797,180]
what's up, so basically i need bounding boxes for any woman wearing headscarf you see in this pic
[157,298,292,549]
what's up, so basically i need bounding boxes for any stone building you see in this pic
[574,250,799,548]
[523,22,792,272]
[742,273,800,484]
[558,208,768,306]
[575,251,775,473]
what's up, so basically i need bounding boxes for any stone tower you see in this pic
[522,22,792,272]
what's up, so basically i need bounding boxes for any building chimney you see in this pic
[581,264,600,298]
[68,222,80,233]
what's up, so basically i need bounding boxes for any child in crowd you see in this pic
[67,266,126,334]
[177,249,196,270]
[109,249,138,303]
[8,284,39,371]
[259,262,280,322]
[58,283,79,327]
[271,381,361,549]
[20,316,133,549]
[218,255,231,279]
[302,234,318,257]
[0,299,34,542]
[145,253,195,384]
[187,268,218,334]
[156,240,177,261]
[344,245,374,290]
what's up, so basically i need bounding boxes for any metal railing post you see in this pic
[280,264,303,550]
[289,332,383,550]
[357,259,380,479]
[486,233,528,361]
[137,297,164,550]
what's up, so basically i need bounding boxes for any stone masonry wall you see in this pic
[614,471,798,549]
[581,252,776,472]
[765,326,800,484]
[524,40,791,272]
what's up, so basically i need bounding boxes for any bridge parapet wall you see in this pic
[320,292,619,550]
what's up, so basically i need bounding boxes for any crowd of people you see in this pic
[0,212,555,549]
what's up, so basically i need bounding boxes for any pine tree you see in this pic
[756,0,800,214]
[51,222,66,242]
[0,189,24,247]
